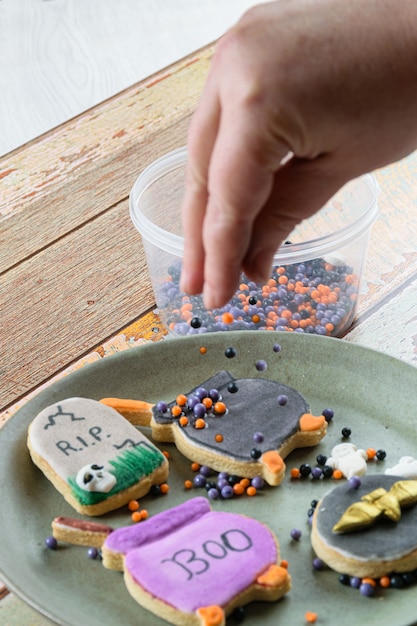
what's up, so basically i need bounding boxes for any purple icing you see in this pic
[108,498,277,613]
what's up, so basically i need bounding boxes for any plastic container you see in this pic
[130,147,379,337]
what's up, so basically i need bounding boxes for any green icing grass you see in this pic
[68,443,164,506]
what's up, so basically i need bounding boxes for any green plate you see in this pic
[1,331,417,626]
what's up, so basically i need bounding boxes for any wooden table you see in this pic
[1,42,417,624]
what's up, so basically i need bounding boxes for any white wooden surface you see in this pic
[0,0,262,157]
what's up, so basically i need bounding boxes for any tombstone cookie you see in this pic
[101,370,328,486]
[27,397,169,515]
[102,497,291,626]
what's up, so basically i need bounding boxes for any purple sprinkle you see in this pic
[290,528,302,541]
[277,394,288,406]
[350,576,361,589]
[359,582,375,597]
[322,408,334,422]
[87,547,99,559]
[195,387,208,400]
[207,488,219,500]
[193,403,207,418]
[199,465,211,477]
[218,471,229,480]
[312,557,324,570]
[251,476,265,489]
[45,536,58,550]
[193,474,207,488]
[187,395,200,410]
[311,467,323,479]
[348,476,362,489]
[208,388,220,402]
[217,478,229,490]
[156,401,168,413]
[220,485,234,499]
[253,431,264,444]
[255,359,267,372]
[273,343,281,352]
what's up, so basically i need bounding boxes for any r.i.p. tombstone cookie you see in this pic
[27,397,168,515]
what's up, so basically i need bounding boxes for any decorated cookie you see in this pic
[325,443,368,479]
[101,370,328,486]
[102,497,291,626]
[311,475,417,578]
[385,456,417,478]
[52,516,114,547]
[28,397,169,515]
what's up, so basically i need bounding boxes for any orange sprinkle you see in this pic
[171,405,182,418]
[181,302,193,311]
[160,483,170,494]
[333,469,343,480]
[246,486,257,497]
[214,433,224,443]
[280,559,289,569]
[252,314,261,323]
[213,401,227,415]
[140,509,149,520]
[240,477,250,488]
[162,450,170,459]
[276,266,286,275]
[278,275,288,285]
[202,397,213,409]
[176,394,188,406]
[179,416,189,427]
[379,575,391,588]
[131,511,142,523]
[305,611,318,623]
[184,479,193,489]
[195,418,206,429]
[191,462,200,472]
[199,346,207,354]
[290,468,301,479]
[128,500,140,512]
[239,283,249,291]
[233,483,245,496]
[222,312,234,324]
[362,577,376,587]
[366,448,377,459]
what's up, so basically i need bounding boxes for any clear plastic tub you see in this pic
[130,147,379,337]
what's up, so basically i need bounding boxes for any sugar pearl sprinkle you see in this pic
[161,259,359,336]
[187,463,265,500]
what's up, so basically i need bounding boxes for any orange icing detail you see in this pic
[257,565,289,588]
[305,611,318,623]
[100,398,153,413]
[196,605,225,626]
[261,450,285,474]
[299,413,326,432]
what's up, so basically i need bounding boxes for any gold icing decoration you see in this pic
[332,480,417,533]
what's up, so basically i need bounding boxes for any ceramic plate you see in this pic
[1,331,417,626]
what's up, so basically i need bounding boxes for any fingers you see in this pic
[199,110,287,308]
[180,75,221,296]
[242,156,350,281]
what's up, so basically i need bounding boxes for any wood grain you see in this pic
[0,46,214,411]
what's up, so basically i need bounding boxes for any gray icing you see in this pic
[315,474,417,561]
[152,370,309,461]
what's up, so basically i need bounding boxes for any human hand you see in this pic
[180,0,417,308]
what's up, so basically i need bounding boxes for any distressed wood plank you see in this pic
[0,309,166,428]
[345,275,417,367]
[0,199,163,409]
[0,45,214,273]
